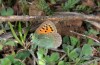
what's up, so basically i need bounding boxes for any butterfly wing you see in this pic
[37,33,54,48]
[35,20,57,34]
[51,33,62,48]
[36,33,62,49]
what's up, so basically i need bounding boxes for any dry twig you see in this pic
[0,12,100,22]
[70,30,100,43]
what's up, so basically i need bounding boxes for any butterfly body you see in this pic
[31,21,62,49]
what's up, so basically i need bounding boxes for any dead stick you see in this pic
[70,30,100,43]
[0,12,100,22]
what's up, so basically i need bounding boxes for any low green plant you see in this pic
[0,0,2,4]
[97,2,100,7]
[8,22,29,46]
[19,0,29,15]
[0,22,30,65]
[62,0,80,11]
[37,0,53,15]
[0,7,14,16]
[62,36,95,65]
[76,5,93,13]
[29,35,98,65]
[50,0,56,4]
[0,54,26,65]
[36,48,60,65]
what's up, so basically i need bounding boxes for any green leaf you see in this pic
[75,58,81,65]
[37,51,43,60]
[23,27,29,42]
[44,53,59,65]
[18,22,23,43]
[38,59,46,65]
[0,44,3,50]
[82,56,91,60]
[8,22,22,45]
[63,44,69,54]
[87,39,94,45]
[97,2,100,6]
[50,52,59,62]
[0,0,2,4]
[50,0,56,4]
[16,50,30,60]
[82,44,92,56]
[62,0,80,11]
[0,38,6,44]
[6,55,14,63]
[0,7,14,16]
[13,59,25,65]
[69,48,79,60]
[38,48,46,56]
[4,40,17,46]
[37,0,53,15]
[62,36,69,44]
[45,55,50,62]
[58,61,65,65]
[63,44,74,55]
[0,58,11,65]
[0,29,4,35]
[88,29,99,35]
[45,56,56,65]
[76,5,87,11]
[70,36,79,47]
[37,49,46,65]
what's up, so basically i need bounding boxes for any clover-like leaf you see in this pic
[69,48,79,61]
[37,48,46,65]
[0,44,3,50]
[50,52,59,62]
[82,44,92,56]
[13,59,25,65]
[58,61,65,65]
[4,40,17,46]
[16,49,30,60]
[87,39,94,45]
[0,7,14,16]
[63,36,69,44]
[0,58,11,65]
[70,36,79,47]
[6,55,14,63]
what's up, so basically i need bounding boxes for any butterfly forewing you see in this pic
[36,20,57,34]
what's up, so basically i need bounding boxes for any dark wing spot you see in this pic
[49,26,53,31]
[51,29,53,31]
[45,31,47,32]
[48,25,51,26]
[42,27,45,30]
[46,26,48,30]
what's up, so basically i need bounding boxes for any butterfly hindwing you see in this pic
[37,33,54,48]
[37,33,62,48]
[51,33,62,48]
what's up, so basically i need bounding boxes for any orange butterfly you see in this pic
[31,20,62,49]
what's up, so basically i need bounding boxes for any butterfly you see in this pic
[31,20,62,49]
